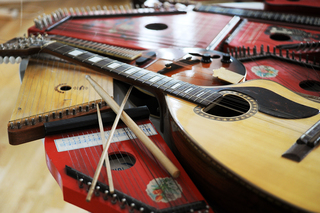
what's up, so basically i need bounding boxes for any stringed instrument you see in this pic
[4,35,246,145]
[2,35,320,212]
[44,106,213,213]
[227,45,320,98]
[27,3,240,50]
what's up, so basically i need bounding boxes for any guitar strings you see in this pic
[61,121,199,210]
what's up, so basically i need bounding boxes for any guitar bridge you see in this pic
[282,120,320,162]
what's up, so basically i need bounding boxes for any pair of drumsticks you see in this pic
[85,75,180,202]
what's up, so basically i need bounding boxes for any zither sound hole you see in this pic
[108,153,136,171]
[204,94,250,117]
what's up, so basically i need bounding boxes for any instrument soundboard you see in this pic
[28,6,239,50]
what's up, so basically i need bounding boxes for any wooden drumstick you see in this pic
[86,86,133,202]
[97,104,114,193]
[86,75,180,179]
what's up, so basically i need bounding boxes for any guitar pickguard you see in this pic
[206,85,319,119]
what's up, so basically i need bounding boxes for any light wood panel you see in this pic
[0,0,128,212]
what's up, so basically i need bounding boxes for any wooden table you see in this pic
[0,0,128,212]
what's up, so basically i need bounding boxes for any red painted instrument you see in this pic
[226,46,320,97]
[44,115,213,213]
[223,21,320,59]
[28,5,237,50]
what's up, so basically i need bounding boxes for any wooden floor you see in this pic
[0,0,129,212]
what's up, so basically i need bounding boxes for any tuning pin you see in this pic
[3,56,9,64]
[9,56,16,64]
[103,6,108,13]
[92,6,96,12]
[86,6,91,13]
[81,7,86,14]
[51,12,58,22]
[63,8,69,16]
[109,6,114,13]
[0,57,3,64]
[70,7,76,15]
[58,8,65,17]
[97,5,102,11]
[75,7,81,15]
[119,5,125,13]
[129,203,135,213]
[125,4,131,12]
[120,198,126,209]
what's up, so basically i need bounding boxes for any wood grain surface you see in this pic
[0,0,128,212]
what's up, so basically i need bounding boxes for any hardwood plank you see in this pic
[0,0,129,212]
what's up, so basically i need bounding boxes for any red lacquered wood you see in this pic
[28,11,233,50]
[242,57,320,97]
[44,119,213,213]
[224,21,320,59]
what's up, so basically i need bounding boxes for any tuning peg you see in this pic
[3,56,9,64]
[15,56,22,64]
[0,57,3,64]
[9,56,16,64]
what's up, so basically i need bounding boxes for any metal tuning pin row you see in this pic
[0,56,22,64]
[227,45,320,68]
[33,4,135,30]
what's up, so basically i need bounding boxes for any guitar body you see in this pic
[163,79,320,212]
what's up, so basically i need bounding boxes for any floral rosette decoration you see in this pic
[146,177,182,203]
[251,65,279,78]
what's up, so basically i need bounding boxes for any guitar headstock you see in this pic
[0,34,52,64]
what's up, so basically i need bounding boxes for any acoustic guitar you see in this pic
[2,36,320,212]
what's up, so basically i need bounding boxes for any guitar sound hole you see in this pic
[299,80,320,92]
[108,153,136,171]
[204,94,250,117]
[270,33,291,41]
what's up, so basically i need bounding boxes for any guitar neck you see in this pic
[42,41,222,107]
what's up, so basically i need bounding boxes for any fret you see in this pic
[171,83,192,96]
[146,75,165,86]
[136,72,157,83]
[192,89,208,102]
[113,64,132,73]
[156,77,174,89]
[105,62,122,69]
[180,85,198,99]
[87,55,104,64]
[75,52,95,61]
[121,67,141,77]
[161,79,181,91]
[93,58,114,68]
[185,87,206,101]
[46,42,65,51]
[56,46,76,55]
[131,69,149,80]
[200,90,222,106]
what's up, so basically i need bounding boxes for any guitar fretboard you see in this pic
[44,41,222,107]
